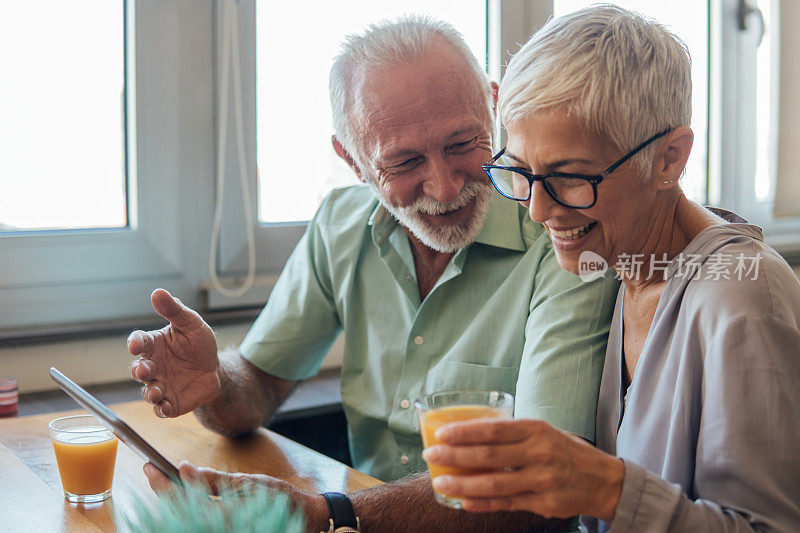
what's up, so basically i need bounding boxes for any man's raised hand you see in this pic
[128,288,221,418]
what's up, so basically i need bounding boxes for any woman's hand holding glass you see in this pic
[421,418,625,522]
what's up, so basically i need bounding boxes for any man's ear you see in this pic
[490,81,499,112]
[332,136,364,182]
[654,126,694,191]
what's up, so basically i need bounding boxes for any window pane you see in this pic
[553,1,709,204]
[754,0,776,202]
[0,1,126,231]
[256,0,486,224]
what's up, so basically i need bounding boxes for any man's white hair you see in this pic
[499,4,692,177]
[329,15,492,171]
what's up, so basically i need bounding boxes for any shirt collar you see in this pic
[367,192,527,252]
[368,201,396,248]
[472,193,526,251]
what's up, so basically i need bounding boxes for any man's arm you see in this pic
[193,348,297,437]
[339,474,570,533]
[146,466,572,532]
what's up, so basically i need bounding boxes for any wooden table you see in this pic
[0,401,382,532]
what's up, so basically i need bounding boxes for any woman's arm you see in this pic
[424,315,800,532]
[613,314,800,533]
[422,419,625,521]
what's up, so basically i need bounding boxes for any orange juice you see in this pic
[419,405,507,482]
[416,390,514,508]
[52,429,118,496]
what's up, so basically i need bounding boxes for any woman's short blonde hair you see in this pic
[499,4,692,176]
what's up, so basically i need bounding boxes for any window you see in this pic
[754,0,776,203]
[0,1,188,331]
[215,1,495,298]
[0,1,127,232]
[711,0,800,254]
[255,1,487,224]
[1,0,797,335]
[770,0,800,229]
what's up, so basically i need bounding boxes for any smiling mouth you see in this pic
[548,222,597,240]
[430,204,466,217]
[418,197,477,221]
[418,196,475,216]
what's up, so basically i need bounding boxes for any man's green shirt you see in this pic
[240,185,618,482]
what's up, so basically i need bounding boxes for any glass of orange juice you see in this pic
[416,390,514,509]
[48,414,118,503]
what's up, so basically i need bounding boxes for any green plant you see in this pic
[120,482,307,533]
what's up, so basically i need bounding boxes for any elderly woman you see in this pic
[421,6,800,532]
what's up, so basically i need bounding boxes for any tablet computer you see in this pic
[49,366,181,484]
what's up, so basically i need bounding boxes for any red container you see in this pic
[0,376,19,417]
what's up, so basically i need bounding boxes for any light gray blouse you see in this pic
[582,213,800,532]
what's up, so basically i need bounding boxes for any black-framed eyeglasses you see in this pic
[481,129,671,209]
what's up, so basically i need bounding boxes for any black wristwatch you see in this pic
[321,492,361,533]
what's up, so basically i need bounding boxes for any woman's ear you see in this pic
[654,126,693,190]
[332,136,365,182]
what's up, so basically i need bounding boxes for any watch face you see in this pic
[324,519,360,533]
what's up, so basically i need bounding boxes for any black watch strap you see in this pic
[322,492,359,529]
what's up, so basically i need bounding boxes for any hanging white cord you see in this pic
[209,0,256,299]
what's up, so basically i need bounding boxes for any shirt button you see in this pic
[400,454,410,465]
[414,336,424,345]
[400,399,410,409]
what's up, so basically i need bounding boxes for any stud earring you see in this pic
[663,178,678,184]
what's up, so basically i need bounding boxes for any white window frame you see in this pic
[0,1,215,331]
[711,0,800,256]
[214,0,551,307]
[212,0,307,284]
[2,0,798,335]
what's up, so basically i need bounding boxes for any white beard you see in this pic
[368,180,493,253]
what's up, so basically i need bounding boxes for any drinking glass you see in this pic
[416,390,514,509]
[49,414,118,503]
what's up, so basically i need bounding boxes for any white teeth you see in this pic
[550,223,595,240]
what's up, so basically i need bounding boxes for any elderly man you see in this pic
[129,16,618,532]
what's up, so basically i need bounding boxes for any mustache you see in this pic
[406,182,489,215]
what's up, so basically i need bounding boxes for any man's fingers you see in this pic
[178,463,239,495]
[144,462,175,494]
[141,382,165,404]
[151,288,205,331]
[158,399,173,418]
[178,461,211,486]
[146,460,268,503]
[195,465,232,494]
[151,400,173,418]
[127,330,156,357]
[435,418,544,445]
[131,359,154,382]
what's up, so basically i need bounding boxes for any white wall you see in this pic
[1,324,343,394]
